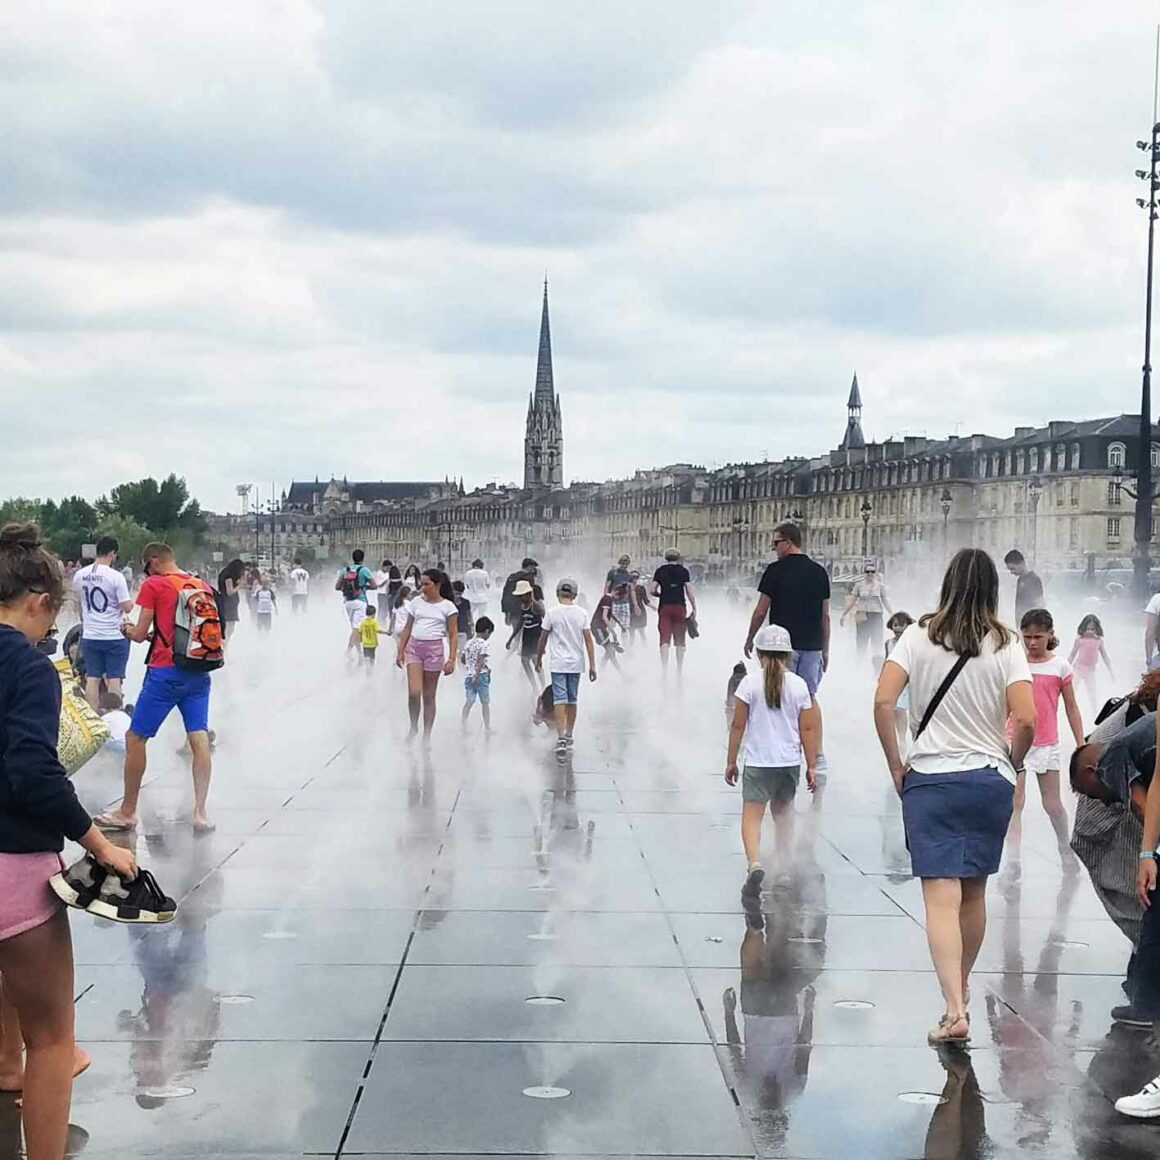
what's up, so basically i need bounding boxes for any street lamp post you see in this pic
[731,518,749,575]
[860,498,872,559]
[940,488,952,561]
[1134,122,1160,600]
[1028,477,1044,568]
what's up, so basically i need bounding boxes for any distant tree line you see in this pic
[0,474,207,563]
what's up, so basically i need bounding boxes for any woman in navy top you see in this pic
[0,523,136,1159]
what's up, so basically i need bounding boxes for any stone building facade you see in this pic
[318,290,1159,581]
[331,406,1158,582]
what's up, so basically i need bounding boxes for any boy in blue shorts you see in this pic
[535,579,597,760]
[461,617,494,732]
[95,542,216,835]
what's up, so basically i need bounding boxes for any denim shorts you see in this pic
[901,767,1013,879]
[789,650,824,696]
[130,665,212,739]
[465,670,491,704]
[551,672,581,705]
[82,636,131,680]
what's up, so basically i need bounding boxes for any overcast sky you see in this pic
[3,1,1160,512]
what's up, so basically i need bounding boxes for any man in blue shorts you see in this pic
[745,522,831,768]
[536,578,597,761]
[73,536,134,709]
[95,542,216,834]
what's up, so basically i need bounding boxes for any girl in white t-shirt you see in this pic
[1006,608,1085,873]
[725,623,820,896]
[389,586,412,637]
[395,570,459,740]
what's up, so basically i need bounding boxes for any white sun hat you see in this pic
[753,624,793,653]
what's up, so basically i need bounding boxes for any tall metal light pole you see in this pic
[1134,113,1160,600]
[860,498,872,559]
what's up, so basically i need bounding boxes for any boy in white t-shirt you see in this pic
[461,617,494,732]
[535,578,597,761]
[98,690,133,754]
[725,623,820,900]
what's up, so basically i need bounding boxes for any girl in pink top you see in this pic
[1005,608,1085,874]
[1067,614,1114,717]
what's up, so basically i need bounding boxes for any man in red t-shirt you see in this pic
[94,542,215,834]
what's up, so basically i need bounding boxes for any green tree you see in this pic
[42,496,98,561]
[93,513,153,567]
[99,475,207,541]
[0,497,44,528]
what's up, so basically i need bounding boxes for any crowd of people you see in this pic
[10,514,1160,1154]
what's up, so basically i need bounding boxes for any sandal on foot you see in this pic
[93,812,136,832]
[928,1014,970,1045]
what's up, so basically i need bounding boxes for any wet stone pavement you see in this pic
[17,603,1160,1158]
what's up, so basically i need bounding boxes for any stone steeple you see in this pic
[524,279,564,489]
[839,372,866,451]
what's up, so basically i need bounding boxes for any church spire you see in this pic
[524,278,564,490]
[534,277,554,405]
[839,371,866,451]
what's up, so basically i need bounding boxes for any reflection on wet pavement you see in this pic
[11,604,1160,1157]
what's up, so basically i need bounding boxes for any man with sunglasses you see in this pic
[745,522,830,767]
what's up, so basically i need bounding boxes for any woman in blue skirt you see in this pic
[873,549,1035,1046]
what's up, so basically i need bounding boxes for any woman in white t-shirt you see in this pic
[395,569,458,739]
[874,548,1035,1047]
[725,623,820,897]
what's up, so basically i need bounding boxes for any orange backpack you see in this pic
[152,573,225,672]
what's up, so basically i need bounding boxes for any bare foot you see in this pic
[74,1046,91,1079]
[192,816,216,835]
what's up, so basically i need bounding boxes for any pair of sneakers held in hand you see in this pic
[50,855,177,924]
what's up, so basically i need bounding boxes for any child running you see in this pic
[359,605,379,671]
[254,579,277,632]
[389,585,413,638]
[461,616,494,732]
[725,624,820,899]
[1005,607,1085,874]
[1068,613,1114,717]
[884,612,915,761]
[535,578,597,761]
[506,580,545,695]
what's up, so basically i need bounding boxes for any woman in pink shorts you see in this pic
[395,568,459,740]
[0,522,137,1159]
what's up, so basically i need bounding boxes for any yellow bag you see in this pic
[53,659,109,776]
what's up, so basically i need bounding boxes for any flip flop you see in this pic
[93,812,136,832]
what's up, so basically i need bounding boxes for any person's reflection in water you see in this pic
[722,797,826,1154]
[408,750,453,932]
[923,1047,986,1160]
[984,874,1082,1151]
[122,875,222,1107]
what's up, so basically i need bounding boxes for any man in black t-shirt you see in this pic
[650,547,696,676]
[745,521,830,763]
[1003,549,1044,624]
[745,525,830,675]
